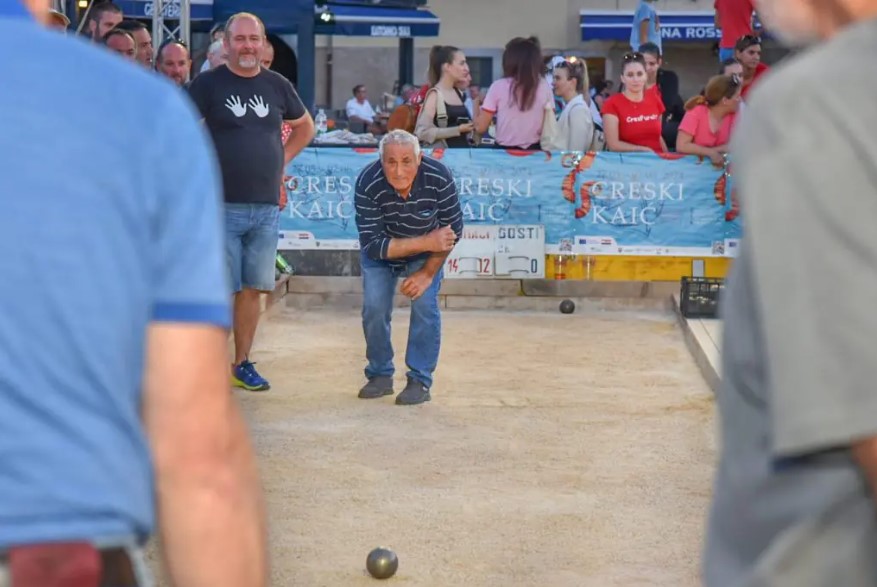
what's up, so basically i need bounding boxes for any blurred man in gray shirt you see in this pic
[705,1,877,585]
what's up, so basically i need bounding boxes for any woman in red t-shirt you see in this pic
[602,52,667,153]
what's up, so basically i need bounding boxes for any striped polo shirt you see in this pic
[354,155,464,267]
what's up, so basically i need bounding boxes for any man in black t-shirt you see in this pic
[188,12,315,392]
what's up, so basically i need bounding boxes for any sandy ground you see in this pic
[149,307,716,587]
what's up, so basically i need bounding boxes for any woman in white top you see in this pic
[551,60,595,151]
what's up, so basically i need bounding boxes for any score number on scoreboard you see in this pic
[444,225,545,279]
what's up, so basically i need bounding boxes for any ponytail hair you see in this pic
[554,59,589,95]
[427,45,460,87]
[686,74,743,110]
[684,95,708,111]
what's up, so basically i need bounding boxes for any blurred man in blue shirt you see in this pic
[0,2,267,586]
[631,0,662,53]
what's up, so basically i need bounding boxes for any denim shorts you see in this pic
[225,203,279,293]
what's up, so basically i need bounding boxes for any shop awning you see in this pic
[117,0,214,21]
[579,10,721,43]
[315,5,440,37]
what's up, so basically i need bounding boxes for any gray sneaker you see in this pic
[358,376,394,399]
[395,377,431,405]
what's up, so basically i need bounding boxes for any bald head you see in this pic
[157,42,191,86]
[260,42,274,69]
[224,13,265,74]
[225,12,266,37]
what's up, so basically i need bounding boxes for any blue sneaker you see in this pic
[232,360,270,392]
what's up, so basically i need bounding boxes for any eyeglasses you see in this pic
[622,52,644,62]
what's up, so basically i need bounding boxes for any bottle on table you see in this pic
[315,109,328,136]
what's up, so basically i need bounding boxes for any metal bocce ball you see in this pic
[559,299,575,314]
[366,547,398,580]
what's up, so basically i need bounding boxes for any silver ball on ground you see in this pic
[366,547,398,580]
[559,299,575,314]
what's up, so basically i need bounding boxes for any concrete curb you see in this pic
[672,293,721,393]
[283,276,678,313]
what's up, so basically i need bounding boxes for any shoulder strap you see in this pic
[427,88,448,127]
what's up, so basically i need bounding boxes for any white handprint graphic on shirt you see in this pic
[225,95,247,117]
[248,95,270,118]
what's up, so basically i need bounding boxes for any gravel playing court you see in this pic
[149,306,716,586]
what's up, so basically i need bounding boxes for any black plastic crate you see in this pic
[680,277,725,319]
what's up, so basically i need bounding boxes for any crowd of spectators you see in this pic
[48,2,265,90]
[380,0,768,157]
[60,0,768,158]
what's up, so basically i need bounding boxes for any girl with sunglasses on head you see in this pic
[601,52,667,153]
[734,34,769,99]
[550,60,595,152]
[676,74,742,166]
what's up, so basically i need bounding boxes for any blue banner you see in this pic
[578,10,766,44]
[279,148,741,257]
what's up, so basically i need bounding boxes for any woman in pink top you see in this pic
[475,36,552,150]
[676,74,741,165]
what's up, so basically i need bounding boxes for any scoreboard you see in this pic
[445,225,545,279]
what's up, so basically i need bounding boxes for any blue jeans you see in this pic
[225,203,279,293]
[360,251,443,388]
[718,47,735,62]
